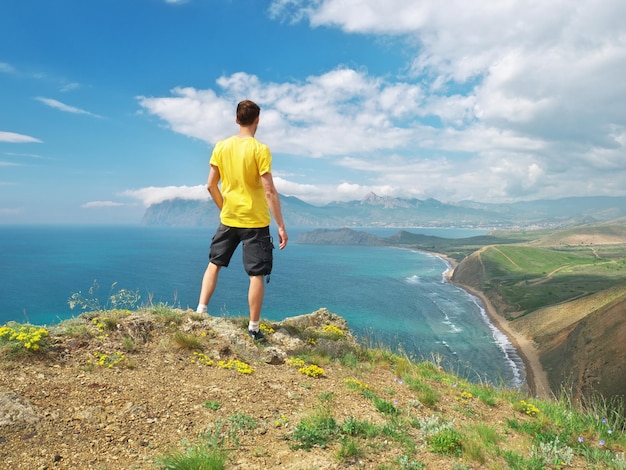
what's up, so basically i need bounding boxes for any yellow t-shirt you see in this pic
[209,136,272,228]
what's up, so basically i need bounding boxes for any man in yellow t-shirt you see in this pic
[196,100,288,341]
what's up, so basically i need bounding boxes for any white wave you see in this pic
[405,274,421,284]
[442,315,463,333]
[467,294,525,389]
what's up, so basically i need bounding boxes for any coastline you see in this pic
[436,253,552,398]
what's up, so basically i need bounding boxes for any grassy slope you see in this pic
[2,308,626,469]
[441,223,626,410]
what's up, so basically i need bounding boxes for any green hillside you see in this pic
[446,223,626,415]
[477,245,626,316]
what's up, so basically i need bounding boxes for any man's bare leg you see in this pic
[247,275,265,339]
[248,275,264,323]
[196,262,221,313]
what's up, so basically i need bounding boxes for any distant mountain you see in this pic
[296,228,386,246]
[141,193,626,228]
[457,196,626,223]
[141,198,219,227]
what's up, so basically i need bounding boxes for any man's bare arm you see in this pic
[207,165,223,210]
[261,172,288,249]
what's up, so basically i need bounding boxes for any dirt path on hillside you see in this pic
[492,247,521,269]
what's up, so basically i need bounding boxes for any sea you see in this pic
[0,225,524,389]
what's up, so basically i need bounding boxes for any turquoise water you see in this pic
[0,225,524,387]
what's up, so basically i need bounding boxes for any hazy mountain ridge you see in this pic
[141,198,219,227]
[296,228,386,246]
[142,193,626,228]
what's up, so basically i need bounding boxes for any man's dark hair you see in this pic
[236,100,261,126]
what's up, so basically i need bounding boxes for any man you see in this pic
[196,100,288,341]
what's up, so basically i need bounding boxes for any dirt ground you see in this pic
[0,308,586,470]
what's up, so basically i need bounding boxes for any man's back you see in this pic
[210,135,272,228]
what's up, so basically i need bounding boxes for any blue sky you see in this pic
[2,0,626,224]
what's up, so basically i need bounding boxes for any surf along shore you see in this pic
[437,253,552,398]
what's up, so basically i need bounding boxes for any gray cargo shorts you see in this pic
[209,224,274,276]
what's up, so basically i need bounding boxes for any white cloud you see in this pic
[81,201,126,209]
[121,180,403,208]
[60,82,81,92]
[34,97,103,118]
[4,152,43,159]
[0,131,43,143]
[271,176,376,205]
[0,62,17,74]
[273,0,626,151]
[137,88,235,144]
[274,178,412,205]
[138,69,422,157]
[137,0,626,203]
[122,185,209,207]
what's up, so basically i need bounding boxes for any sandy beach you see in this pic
[437,253,552,398]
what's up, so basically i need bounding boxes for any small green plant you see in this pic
[373,396,398,415]
[341,416,378,438]
[196,413,258,451]
[397,454,426,470]
[473,423,500,446]
[121,334,139,352]
[204,401,221,411]
[172,331,203,351]
[339,352,359,368]
[467,383,499,406]
[156,433,228,470]
[336,437,364,462]
[427,428,462,455]
[150,304,184,325]
[458,423,501,465]
[149,302,175,315]
[291,393,338,450]
[506,417,545,436]
[226,413,258,447]
[406,378,440,408]
[57,319,92,339]
[291,414,339,450]
[500,449,546,470]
